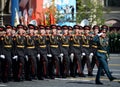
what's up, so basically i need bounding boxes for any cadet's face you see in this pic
[79,29,84,32]
[29,29,34,35]
[6,29,12,35]
[23,30,26,35]
[101,32,106,38]
[34,30,38,34]
[19,28,24,34]
[64,29,68,34]
[58,30,62,35]
[40,29,46,34]
[52,29,57,34]
[69,30,73,35]
[75,29,79,34]
[79,29,84,34]
[46,30,51,34]
[12,30,16,35]
[94,29,99,34]
[84,30,90,34]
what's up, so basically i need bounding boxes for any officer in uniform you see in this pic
[94,25,117,85]
[25,24,37,81]
[12,24,26,81]
[0,25,13,83]
[49,25,60,78]
[60,25,70,78]
[81,25,93,76]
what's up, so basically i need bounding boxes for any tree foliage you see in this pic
[76,0,106,25]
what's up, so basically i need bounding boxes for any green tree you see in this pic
[76,0,107,25]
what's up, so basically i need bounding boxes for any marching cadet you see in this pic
[68,26,73,35]
[25,24,37,81]
[36,25,48,80]
[60,25,70,78]
[81,25,93,76]
[70,25,84,77]
[12,25,26,81]
[0,26,6,82]
[90,25,100,75]
[94,25,117,85]
[49,25,61,78]
[56,25,63,77]
[11,26,18,81]
[45,26,55,79]
[0,25,13,83]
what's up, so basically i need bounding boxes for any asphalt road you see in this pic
[0,54,120,87]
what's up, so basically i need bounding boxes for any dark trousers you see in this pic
[50,47,60,77]
[2,49,12,82]
[25,49,37,79]
[13,48,25,80]
[37,54,48,78]
[61,47,70,76]
[96,53,113,82]
[82,55,92,74]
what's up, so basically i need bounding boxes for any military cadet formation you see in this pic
[0,24,117,83]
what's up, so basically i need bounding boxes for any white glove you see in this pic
[60,56,63,62]
[89,53,94,62]
[90,53,94,56]
[59,53,64,57]
[25,55,29,61]
[70,53,74,62]
[37,54,40,60]
[107,57,110,62]
[47,54,52,57]
[98,33,103,36]
[37,54,40,58]
[13,55,18,59]
[82,53,86,56]
[0,55,5,59]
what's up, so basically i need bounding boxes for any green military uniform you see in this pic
[49,25,61,78]
[24,24,37,81]
[60,25,70,78]
[0,25,13,83]
[81,26,93,76]
[94,25,116,85]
